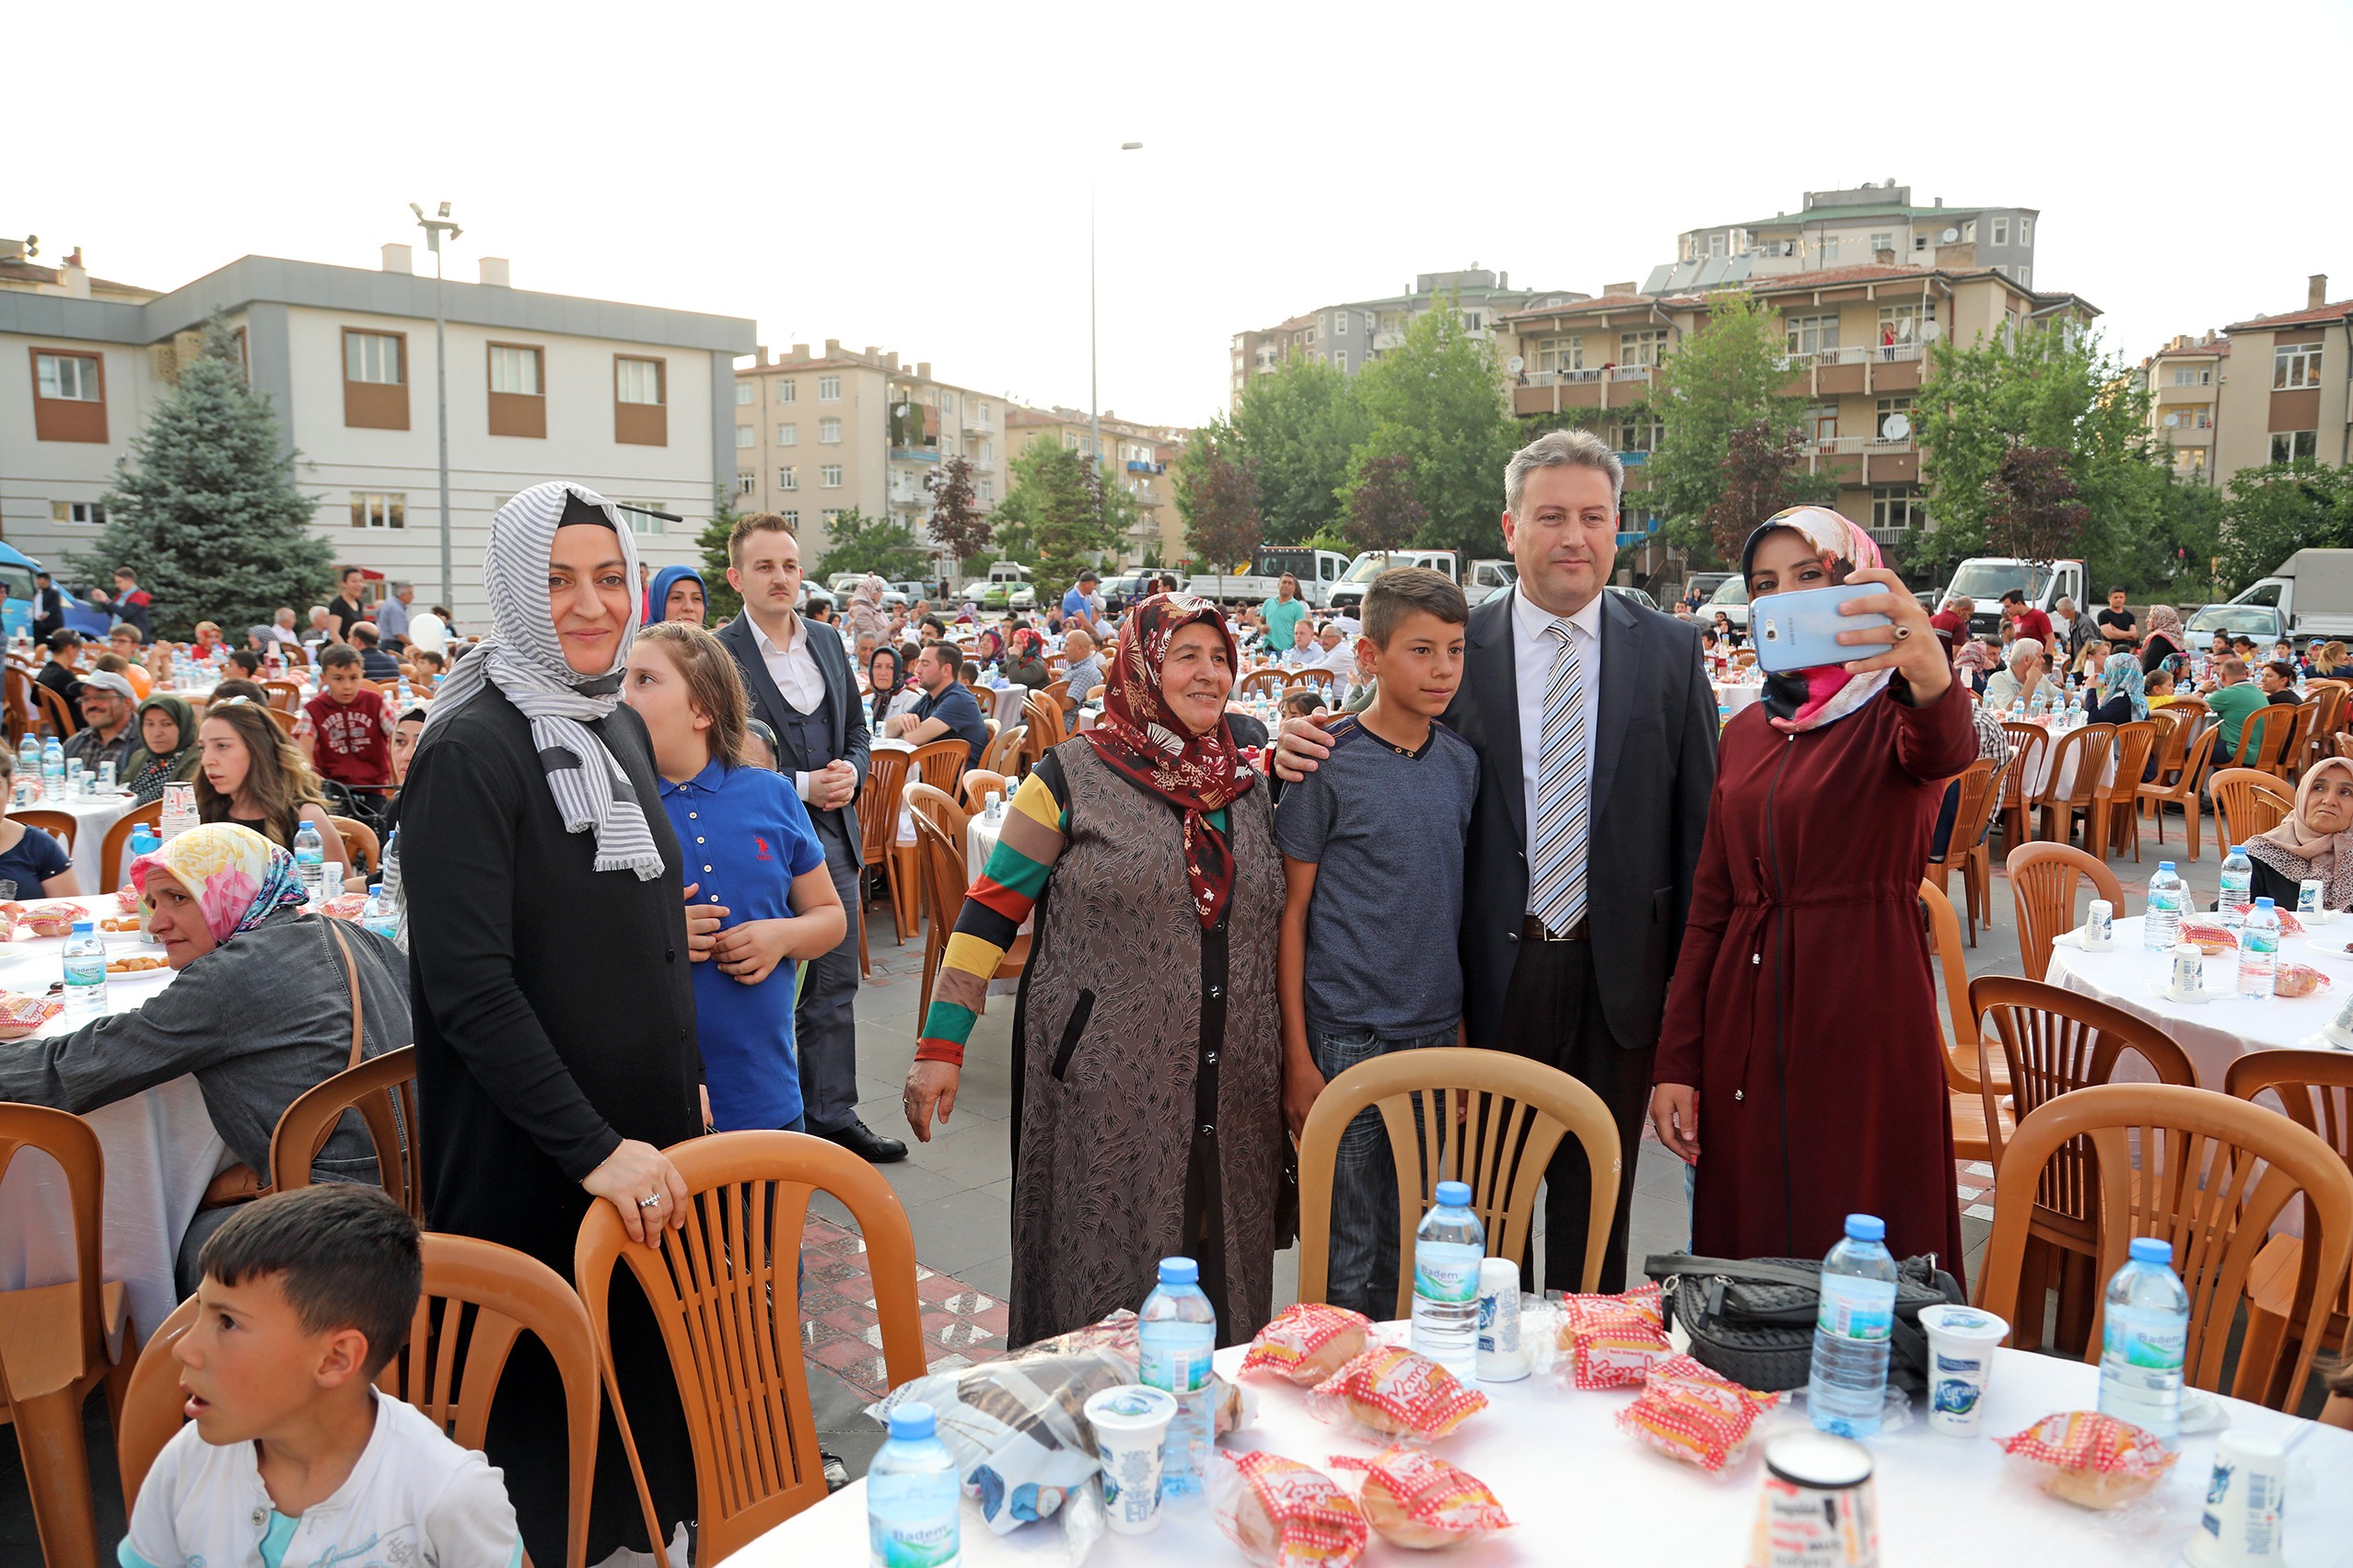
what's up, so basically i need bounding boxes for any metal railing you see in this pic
[1802,435,1917,456]
[1519,365,1651,388]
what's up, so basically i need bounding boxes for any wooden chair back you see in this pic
[1920,880,1984,1085]
[978,722,1027,778]
[1298,1047,1623,1313]
[266,1046,423,1216]
[904,782,970,1019]
[1042,678,1071,713]
[261,704,297,735]
[1999,724,2050,842]
[1968,975,2196,1187]
[1,667,29,746]
[2037,723,2114,813]
[1237,668,1287,699]
[2005,842,2125,982]
[9,808,76,857]
[99,799,164,890]
[909,737,966,794]
[2209,767,2294,849]
[327,814,380,877]
[113,1295,196,1511]
[262,679,306,714]
[1929,759,1998,871]
[2144,708,2188,780]
[30,681,76,739]
[856,747,912,870]
[1976,1085,2353,1407]
[2138,720,2220,861]
[959,770,1008,815]
[1287,666,1341,696]
[1021,691,1067,760]
[2097,722,2161,859]
[575,1131,927,1563]
[0,1107,107,1400]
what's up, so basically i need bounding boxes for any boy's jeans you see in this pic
[1310,1020,1458,1319]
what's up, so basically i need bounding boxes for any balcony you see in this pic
[887,475,932,508]
[1614,451,1650,468]
[1125,459,1166,474]
[1801,436,1918,486]
[1512,364,1655,416]
[889,447,939,464]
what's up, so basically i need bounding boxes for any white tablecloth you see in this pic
[2014,721,2117,802]
[1713,681,1762,717]
[11,791,135,893]
[732,1336,2353,1567]
[989,685,1031,730]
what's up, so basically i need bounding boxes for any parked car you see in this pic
[1101,572,1154,611]
[2203,548,2353,643]
[0,543,110,642]
[1705,574,1750,632]
[1683,572,1735,607]
[1606,585,1660,612]
[2184,602,2287,642]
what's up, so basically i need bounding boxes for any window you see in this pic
[344,332,402,384]
[1819,234,1840,262]
[49,501,105,527]
[2273,430,2320,464]
[728,424,752,449]
[1786,314,1840,356]
[2018,267,2031,289]
[2174,447,2209,474]
[2172,366,2200,387]
[781,510,799,528]
[2275,342,2325,389]
[1962,220,1976,244]
[973,401,989,427]
[818,375,842,401]
[615,502,665,536]
[350,492,405,529]
[614,356,666,446]
[821,465,844,488]
[1614,417,1662,453]
[488,344,542,395]
[615,357,663,404]
[33,353,100,401]
[1305,326,1317,345]
[1064,432,1081,450]
[819,418,842,443]
[979,478,995,504]
[737,471,756,495]
[1877,301,1936,343]
[775,378,798,403]
[778,466,798,490]
[1709,232,1725,258]
[1873,396,1915,440]
[735,381,756,405]
[1462,312,1483,331]
[1991,217,2009,247]
[938,389,955,413]
[1870,231,1893,255]
[979,439,993,465]
[1334,351,1348,373]
[1619,329,1665,367]
[821,509,844,527]
[1809,404,1839,443]
[1913,234,1928,252]
[2020,218,2033,245]
[1871,487,1925,530]
[1538,335,1584,372]
[777,423,798,445]
[1334,312,1347,335]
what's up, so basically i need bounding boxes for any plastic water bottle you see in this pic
[361,884,400,944]
[40,738,63,802]
[293,820,325,903]
[2010,696,2025,720]
[62,921,108,1020]
[866,1401,959,1568]
[1137,1257,1216,1496]
[2238,897,2280,998]
[17,735,38,784]
[2219,845,2254,930]
[1411,1180,1485,1382]
[2099,1237,2189,1448]
[1808,1213,1899,1439]
[2144,862,2186,951]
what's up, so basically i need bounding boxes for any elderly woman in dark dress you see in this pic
[400,482,715,1564]
[902,594,1286,1347]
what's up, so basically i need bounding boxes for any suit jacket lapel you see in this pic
[1589,589,1639,825]
[724,615,798,757]
[1464,594,1526,849]
[805,622,848,756]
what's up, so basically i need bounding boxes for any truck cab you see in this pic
[1326,549,1463,616]
[1939,557,2086,639]
[2221,549,2353,643]
[1463,558,1517,607]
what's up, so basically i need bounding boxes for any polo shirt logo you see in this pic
[755,836,772,861]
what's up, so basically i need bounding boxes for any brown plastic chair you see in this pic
[909,737,966,795]
[1926,759,2001,943]
[2138,722,2219,861]
[2229,703,2297,781]
[978,722,1027,778]
[856,747,913,971]
[1922,881,2005,1166]
[266,1045,423,1216]
[9,808,76,859]
[0,1106,138,1568]
[904,782,1027,1019]
[2034,723,2114,847]
[2005,842,2125,983]
[30,681,76,740]
[2141,706,2186,783]
[262,679,305,714]
[1976,1084,2353,1409]
[2208,767,2294,850]
[2282,701,2322,782]
[1019,691,1066,772]
[1,667,29,747]
[2222,1051,2353,1407]
[261,704,297,736]
[575,1131,928,1565]
[1297,1047,1623,1312]
[327,814,380,877]
[119,1235,601,1568]
[2095,721,2159,861]
[1237,668,1287,699]
[96,798,165,890]
[958,769,1008,815]
[1042,678,1071,714]
[1998,723,2050,848]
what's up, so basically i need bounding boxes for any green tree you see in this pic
[813,507,932,583]
[1701,421,1831,562]
[1649,291,1815,563]
[1982,446,2091,563]
[925,454,991,574]
[76,313,333,638]
[1342,453,1426,556]
[1175,421,1262,597]
[996,444,1124,607]
[1344,297,1520,558]
[2218,462,2353,592]
[1232,357,1368,544]
[695,484,746,621]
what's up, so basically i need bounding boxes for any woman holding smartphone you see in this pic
[1648,507,1975,1279]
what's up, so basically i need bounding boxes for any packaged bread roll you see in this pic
[1328,1446,1512,1550]
[1309,1345,1487,1442]
[1241,1302,1371,1387]
[1212,1451,1367,1568]
[1997,1411,2176,1510]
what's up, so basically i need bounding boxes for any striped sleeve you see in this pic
[915,757,1071,1065]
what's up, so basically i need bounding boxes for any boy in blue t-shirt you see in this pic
[1275,567,1478,1318]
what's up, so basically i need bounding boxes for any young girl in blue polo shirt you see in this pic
[626,622,846,1132]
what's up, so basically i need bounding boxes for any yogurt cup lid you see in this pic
[1917,1304,2009,1341]
[1084,1384,1178,1434]
[1764,1430,1872,1487]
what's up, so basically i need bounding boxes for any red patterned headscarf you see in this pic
[1084,592,1256,927]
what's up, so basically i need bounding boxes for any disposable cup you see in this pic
[2187,1429,2287,1565]
[1916,1304,2008,1435]
[1084,1384,1177,1534]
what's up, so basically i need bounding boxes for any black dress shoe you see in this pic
[822,1450,851,1493]
[825,1118,908,1164]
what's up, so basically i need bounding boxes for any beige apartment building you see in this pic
[1502,257,2094,542]
[1228,270,1584,410]
[733,342,1011,575]
[1002,406,1187,567]
[2142,333,2226,479]
[2136,275,2352,492]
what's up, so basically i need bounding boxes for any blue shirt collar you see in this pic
[657,758,730,798]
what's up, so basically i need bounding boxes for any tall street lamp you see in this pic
[1091,142,1143,531]
[411,202,461,610]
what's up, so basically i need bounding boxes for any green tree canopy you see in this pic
[1701,421,1832,562]
[1650,291,1818,563]
[813,508,931,583]
[1232,357,1368,545]
[1175,418,1263,589]
[996,443,1125,606]
[2218,462,2353,591]
[76,313,334,638]
[694,484,746,621]
[1344,298,1520,559]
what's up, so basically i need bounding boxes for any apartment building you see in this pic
[2140,333,2227,479]
[1228,269,1585,409]
[732,343,1010,572]
[1002,406,1188,567]
[1502,258,2096,542]
[0,238,753,622]
[2134,275,2352,492]
[1662,180,2041,292]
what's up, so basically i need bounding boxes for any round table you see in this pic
[988,683,1032,731]
[2011,719,2117,802]
[1713,681,1762,718]
[728,1333,2353,1567]
[10,790,136,892]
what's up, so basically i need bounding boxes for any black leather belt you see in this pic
[1521,914,1590,943]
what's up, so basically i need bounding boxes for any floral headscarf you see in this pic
[129,822,309,944]
[2250,756,2353,910]
[974,628,1005,667]
[1740,506,1893,733]
[2143,603,2184,655]
[2101,651,2148,720]
[1084,593,1255,927]
[1009,626,1046,663]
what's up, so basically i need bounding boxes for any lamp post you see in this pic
[410,202,461,610]
[1090,142,1142,531]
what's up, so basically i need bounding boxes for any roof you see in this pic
[2153,338,2230,358]
[1501,292,1699,323]
[0,257,157,298]
[1719,202,2031,230]
[2223,300,2353,334]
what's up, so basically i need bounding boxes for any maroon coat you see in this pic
[1654,677,1975,1282]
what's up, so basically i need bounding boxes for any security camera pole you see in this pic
[411,202,461,610]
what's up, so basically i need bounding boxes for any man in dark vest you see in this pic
[717,512,905,1163]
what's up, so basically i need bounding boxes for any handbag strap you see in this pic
[325,920,366,1070]
[1646,1254,1823,1294]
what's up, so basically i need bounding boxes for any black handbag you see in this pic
[1644,1251,1964,1394]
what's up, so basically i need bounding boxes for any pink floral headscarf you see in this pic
[1741,506,1894,733]
[129,822,309,943]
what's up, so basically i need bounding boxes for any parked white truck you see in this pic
[1322,550,1517,615]
[1938,556,2089,640]
[2192,549,2353,644]
[1182,547,1353,608]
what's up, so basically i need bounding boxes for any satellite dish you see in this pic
[1941,227,1960,244]
[894,403,910,416]
[2163,412,2180,427]
[1920,321,1941,342]
[1506,355,1525,373]
[1881,413,1912,441]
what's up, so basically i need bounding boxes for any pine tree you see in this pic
[74,314,334,639]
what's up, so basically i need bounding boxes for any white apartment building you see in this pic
[0,239,754,623]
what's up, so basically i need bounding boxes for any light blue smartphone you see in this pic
[1751,583,1891,674]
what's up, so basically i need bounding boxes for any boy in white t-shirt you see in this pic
[121,1184,522,1568]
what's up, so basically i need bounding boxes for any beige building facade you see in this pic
[2137,275,2352,494]
[1003,407,1187,567]
[2141,334,2226,479]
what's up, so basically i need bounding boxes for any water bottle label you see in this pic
[868,1510,959,1568]
[1138,1340,1212,1395]
[1414,1241,1483,1305]
[1816,1275,1896,1342]
[2103,1311,2185,1372]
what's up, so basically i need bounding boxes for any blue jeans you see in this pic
[1310,1021,1458,1318]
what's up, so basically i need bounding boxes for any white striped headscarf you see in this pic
[417,481,666,880]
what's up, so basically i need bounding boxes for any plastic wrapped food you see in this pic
[2273,962,2329,999]
[18,902,81,939]
[1615,1354,1782,1474]
[867,1347,1135,1535]
[1550,1283,1672,1389]
[1328,1446,1512,1550]
[317,892,369,922]
[0,991,63,1040]
[1997,1411,2177,1510]
[114,888,140,913]
[1212,1451,1368,1568]
[1309,1346,1487,1442]
[1241,1303,1372,1387]
[2178,921,2235,955]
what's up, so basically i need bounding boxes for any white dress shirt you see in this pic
[752,612,832,803]
[1511,584,1604,916]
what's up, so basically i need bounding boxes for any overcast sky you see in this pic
[18,0,2348,431]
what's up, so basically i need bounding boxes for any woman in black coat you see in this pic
[401,482,714,1564]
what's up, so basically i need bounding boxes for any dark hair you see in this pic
[1364,566,1469,647]
[197,699,325,844]
[319,644,364,672]
[914,640,958,675]
[919,616,948,640]
[2266,660,2297,684]
[198,1185,421,1376]
[1279,690,1327,719]
[413,649,445,671]
[227,649,262,677]
[960,660,981,685]
[2000,589,2026,606]
[210,679,271,704]
[114,567,136,582]
[340,565,362,581]
[2108,586,2126,597]
[726,510,798,566]
[45,629,79,654]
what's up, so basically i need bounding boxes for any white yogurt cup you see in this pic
[1916,1303,2009,1436]
[1084,1384,1178,1534]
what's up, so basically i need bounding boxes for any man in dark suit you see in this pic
[1280,428,1716,1292]
[717,512,906,1163]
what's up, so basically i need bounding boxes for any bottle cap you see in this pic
[887,1401,937,1441]
[1843,1213,1886,1242]
[2158,862,2176,873]
[1157,1256,1199,1286]
[2127,1237,2172,1266]
[2254,897,2275,909]
[1435,1179,1473,1208]
[2231,845,2246,854]
[367,884,384,896]
[70,920,92,934]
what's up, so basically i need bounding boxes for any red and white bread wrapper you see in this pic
[18,902,81,939]
[1241,1303,1373,1387]
[1309,1345,1488,1443]
[1212,1451,1369,1568]
[1552,1282,1672,1389]
[0,991,64,1040]
[1615,1354,1783,1474]
[1327,1446,1513,1549]
[1996,1411,2177,1510]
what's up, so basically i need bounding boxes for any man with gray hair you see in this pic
[377,580,414,642]
[1279,425,1717,1294]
